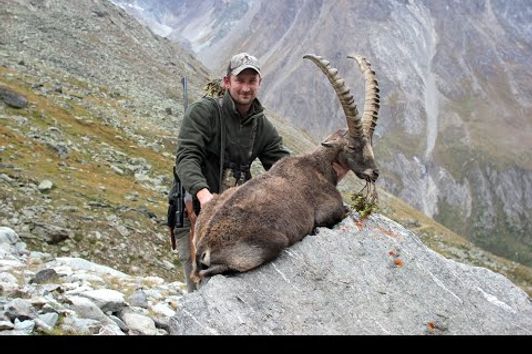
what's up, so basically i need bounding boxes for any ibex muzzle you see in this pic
[189,54,380,288]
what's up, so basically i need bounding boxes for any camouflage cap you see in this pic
[228,52,261,77]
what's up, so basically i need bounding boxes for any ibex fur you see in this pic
[190,54,380,287]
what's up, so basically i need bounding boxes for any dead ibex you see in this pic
[190,54,380,286]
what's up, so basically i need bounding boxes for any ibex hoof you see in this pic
[190,272,201,284]
[309,228,320,236]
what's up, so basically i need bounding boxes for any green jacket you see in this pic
[175,91,290,197]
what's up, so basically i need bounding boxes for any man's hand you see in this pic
[196,188,213,208]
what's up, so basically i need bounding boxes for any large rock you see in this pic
[48,257,130,278]
[169,212,532,335]
[0,86,28,108]
[0,227,27,259]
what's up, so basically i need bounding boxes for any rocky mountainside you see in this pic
[2,212,531,335]
[113,0,532,267]
[1,0,210,128]
[1,0,531,335]
[0,0,214,282]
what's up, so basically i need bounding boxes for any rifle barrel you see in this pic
[181,77,189,113]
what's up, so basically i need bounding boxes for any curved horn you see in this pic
[348,55,380,142]
[303,54,363,139]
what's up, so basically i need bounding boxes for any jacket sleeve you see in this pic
[258,118,291,171]
[175,100,215,197]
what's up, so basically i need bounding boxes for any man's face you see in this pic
[224,69,261,107]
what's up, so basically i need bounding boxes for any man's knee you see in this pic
[175,226,190,241]
[173,218,197,292]
[175,223,191,261]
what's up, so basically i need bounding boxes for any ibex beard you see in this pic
[189,54,380,288]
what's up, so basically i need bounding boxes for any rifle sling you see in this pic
[213,96,225,192]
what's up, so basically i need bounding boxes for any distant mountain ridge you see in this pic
[112,0,532,266]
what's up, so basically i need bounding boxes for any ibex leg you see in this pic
[227,231,290,272]
[314,192,348,228]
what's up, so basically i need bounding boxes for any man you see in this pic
[174,52,290,291]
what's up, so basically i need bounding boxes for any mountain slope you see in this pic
[113,0,532,267]
[0,0,211,280]
[0,0,530,297]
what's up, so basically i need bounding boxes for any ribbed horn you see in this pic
[303,54,363,139]
[348,55,380,142]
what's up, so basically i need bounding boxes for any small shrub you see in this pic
[350,182,379,219]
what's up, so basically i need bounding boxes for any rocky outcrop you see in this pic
[169,212,532,335]
[2,208,531,335]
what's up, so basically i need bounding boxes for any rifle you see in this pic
[168,77,197,250]
[179,76,199,247]
[167,166,184,250]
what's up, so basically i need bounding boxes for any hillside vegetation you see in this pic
[0,64,182,280]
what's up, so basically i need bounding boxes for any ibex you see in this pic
[190,54,380,286]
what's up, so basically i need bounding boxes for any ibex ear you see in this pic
[321,135,339,148]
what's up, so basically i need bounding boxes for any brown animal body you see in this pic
[190,54,381,286]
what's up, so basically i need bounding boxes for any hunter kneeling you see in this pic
[189,54,381,289]
[169,52,290,292]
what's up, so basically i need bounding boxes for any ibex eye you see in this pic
[199,251,210,269]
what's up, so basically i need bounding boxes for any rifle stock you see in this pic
[168,166,186,251]
[169,226,177,250]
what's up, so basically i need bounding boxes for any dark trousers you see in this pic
[174,217,196,293]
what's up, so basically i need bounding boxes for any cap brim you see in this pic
[232,65,261,77]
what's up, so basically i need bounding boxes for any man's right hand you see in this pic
[196,188,214,208]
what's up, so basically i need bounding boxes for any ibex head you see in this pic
[304,54,380,182]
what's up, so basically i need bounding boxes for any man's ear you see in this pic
[223,75,231,88]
